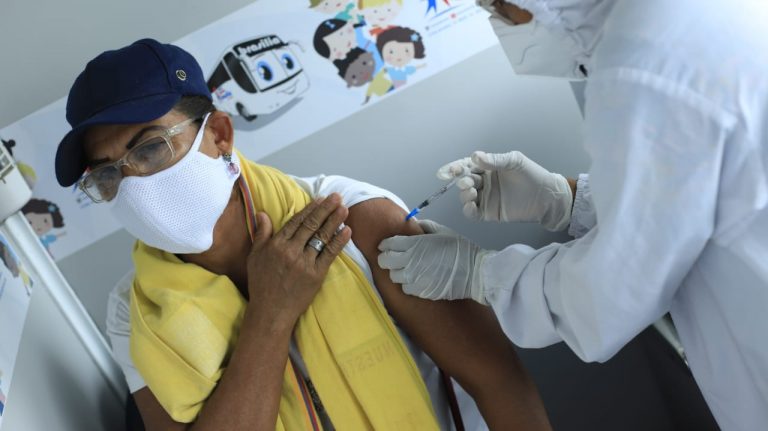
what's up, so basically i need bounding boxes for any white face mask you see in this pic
[111,113,241,254]
[488,15,588,80]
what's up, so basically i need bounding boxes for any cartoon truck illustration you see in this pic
[207,35,310,121]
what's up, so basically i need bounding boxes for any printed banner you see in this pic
[0,232,35,427]
[0,0,498,260]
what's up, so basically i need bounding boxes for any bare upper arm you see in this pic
[345,198,524,395]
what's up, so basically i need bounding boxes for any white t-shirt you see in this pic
[106,174,486,431]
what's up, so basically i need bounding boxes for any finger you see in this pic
[460,187,478,205]
[472,150,523,171]
[436,157,472,180]
[417,219,441,234]
[305,205,348,258]
[448,164,470,178]
[471,173,484,190]
[250,212,273,252]
[463,201,481,220]
[378,234,419,253]
[292,193,343,245]
[315,226,352,269]
[377,249,411,270]
[456,175,475,190]
[389,268,415,285]
[278,198,322,240]
[457,174,484,191]
[418,219,455,235]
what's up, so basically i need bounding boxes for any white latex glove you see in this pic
[437,151,573,231]
[377,219,491,304]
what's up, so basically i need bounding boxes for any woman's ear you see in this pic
[207,110,234,155]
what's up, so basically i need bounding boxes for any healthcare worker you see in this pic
[378,0,768,429]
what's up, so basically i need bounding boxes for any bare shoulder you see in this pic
[345,198,421,256]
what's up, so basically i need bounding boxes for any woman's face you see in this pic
[382,40,414,68]
[322,22,357,60]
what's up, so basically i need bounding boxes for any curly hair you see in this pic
[22,198,64,228]
[376,26,425,59]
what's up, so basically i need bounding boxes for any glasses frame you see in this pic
[78,116,200,203]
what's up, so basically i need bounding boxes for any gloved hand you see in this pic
[377,219,492,304]
[437,150,573,231]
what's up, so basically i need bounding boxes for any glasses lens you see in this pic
[83,165,122,202]
[127,137,174,175]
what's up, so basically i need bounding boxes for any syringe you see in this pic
[405,176,461,221]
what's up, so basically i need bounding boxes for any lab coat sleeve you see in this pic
[568,173,595,238]
[484,69,733,361]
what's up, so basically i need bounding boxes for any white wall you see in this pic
[0,0,258,128]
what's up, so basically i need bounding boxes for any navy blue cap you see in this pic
[55,38,212,187]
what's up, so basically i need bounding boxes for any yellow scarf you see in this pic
[129,157,439,430]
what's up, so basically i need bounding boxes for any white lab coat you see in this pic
[484,1,768,429]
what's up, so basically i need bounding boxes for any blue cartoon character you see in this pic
[22,198,66,255]
[377,26,427,90]
[207,35,310,122]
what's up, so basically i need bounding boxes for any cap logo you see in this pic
[176,69,187,81]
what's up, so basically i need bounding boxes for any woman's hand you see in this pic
[246,193,352,329]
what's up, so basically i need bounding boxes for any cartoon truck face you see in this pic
[207,35,310,121]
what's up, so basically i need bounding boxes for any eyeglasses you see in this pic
[78,117,200,203]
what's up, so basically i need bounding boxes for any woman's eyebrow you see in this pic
[88,124,166,166]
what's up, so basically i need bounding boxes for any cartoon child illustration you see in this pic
[315,19,384,74]
[334,47,376,87]
[357,0,403,37]
[1,138,37,190]
[309,0,359,22]
[332,47,391,104]
[22,198,66,254]
[377,26,427,89]
[314,19,359,61]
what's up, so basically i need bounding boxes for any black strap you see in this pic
[440,369,465,431]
